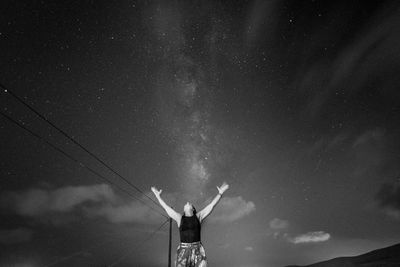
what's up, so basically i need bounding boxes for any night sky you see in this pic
[1,1,400,267]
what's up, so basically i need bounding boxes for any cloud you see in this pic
[207,196,255,223]
[375,183,400,220]
[307,132,350,156]
[219,242,231,249]
[85,197,165,224]
[287,231,331,244]
[244,246,254,251]
[269,218,289,230]
[267,218,330,244]
[0,228,33,244]
[382,209,400,220]
[244,0,278,46]
[268,218,290,239]
[0,184,169,225]
[0,184,255,226]
[352,128,385,147]
[295,2,400,119]
[351,128,386,176]
[1,184,116,216]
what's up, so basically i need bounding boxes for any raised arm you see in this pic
[151,187,181,224]
[198,182,229,222]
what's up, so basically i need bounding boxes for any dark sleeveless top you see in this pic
[179,214,201,243]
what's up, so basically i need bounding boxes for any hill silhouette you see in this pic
[285,242,400,267]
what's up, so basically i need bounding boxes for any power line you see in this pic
[1,84,163,211]
[107,218,170,267]
[0,110,167,219]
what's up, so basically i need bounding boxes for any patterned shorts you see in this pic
[175,241,207,267]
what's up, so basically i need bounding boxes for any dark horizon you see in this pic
[1,1,400,266]
[286,242,400,267]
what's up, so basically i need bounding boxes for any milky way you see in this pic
[151,2,217,199]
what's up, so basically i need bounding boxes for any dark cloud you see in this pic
[351,129,387,176]
[0,184,169,225]
[293,1,400,120]
[375,183,400,219]
[0,228,33,244]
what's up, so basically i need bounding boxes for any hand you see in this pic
[151,186,162,197]
[217,182,229,195]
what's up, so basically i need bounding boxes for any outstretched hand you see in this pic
[217,182,229,195]
[151,186,162,197]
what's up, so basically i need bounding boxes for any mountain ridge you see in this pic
[285,242,400,267]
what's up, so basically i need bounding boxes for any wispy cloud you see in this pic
[86,191,255,225]
[1,184,116,216]
[308,132,350,156]
[352,128,385,147]
[244,246,254,251]
[244,0,278,47]
[85,197,165,224]
[0,184,167,224]
[351,128,386,176]
[287,231,331,244]
[207,196,255,223]
[295,2,400,119]
[268,218,331,245]
[269,218,289,230]
[267,217,289,239]
[375,182,400,220]
[1,184,255,226]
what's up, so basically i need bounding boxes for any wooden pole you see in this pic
[168,217,172,267]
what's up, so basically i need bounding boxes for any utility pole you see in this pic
[168,217,172,267]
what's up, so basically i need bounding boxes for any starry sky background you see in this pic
[1,1,400,267]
